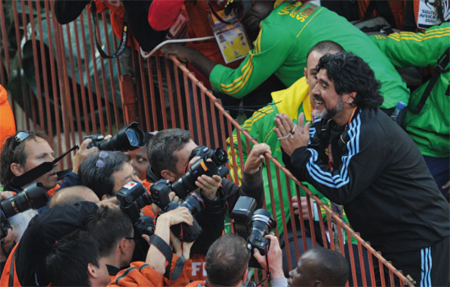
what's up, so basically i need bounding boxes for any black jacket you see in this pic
[283,107,450,254]
[15,202,98,286]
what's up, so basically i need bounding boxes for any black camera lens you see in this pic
[212,147,228,166]
[180,193,204,216]
[0,182,48,218]
[251,209,276,234]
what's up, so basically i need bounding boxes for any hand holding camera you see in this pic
[253,234,285,279]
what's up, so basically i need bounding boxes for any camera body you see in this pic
[149,179,173,209]
[160,192,205,242]
[0,182,48,239]
[171,146,229,198]
[116,181,155,236]
[85,122,146,151]
[231,196,277,268]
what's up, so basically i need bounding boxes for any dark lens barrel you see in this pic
[251,209,277,235]
[212,147,228,166]
[0,183,48,218]
[98,122,145,151]
[180,193,204,216]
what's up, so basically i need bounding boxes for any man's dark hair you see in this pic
[316,52,384,108]
[306,41,344,59]
[0,130,48,187]
[205,233,249,286]
[46,230,100,287]
[305,247,349,287]
[78,151,128,199]
[147,128,192,178]
[84,206,133,257]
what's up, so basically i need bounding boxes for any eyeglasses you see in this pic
[96,151,109,168]
[12,131,31,150]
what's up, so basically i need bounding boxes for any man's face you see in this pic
[125,147,149,181]
[123,230,136,267]
[172,140,198,180]
[305,51,327,119]
[22,137,57,190]
[311,69,345,120]
[111,162,142,196]
[288,254,316,287]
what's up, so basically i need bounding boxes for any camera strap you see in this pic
[11,145,79,189]
[149,234,175,278]
[90,1,128,58]
[413,47,450,114]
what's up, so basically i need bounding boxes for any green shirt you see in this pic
[371,23,450,157]
[210,2,409,109]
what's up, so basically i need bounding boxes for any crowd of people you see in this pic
[0,0,449,286]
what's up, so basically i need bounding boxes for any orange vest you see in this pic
[0,244,20,287]
[0,85,16,148]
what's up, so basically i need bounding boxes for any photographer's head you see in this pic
[85,206,135,269]
[205,233,250,287]
[78,151,141,200]
[46,230,111,287]
[49,186,99,208]
[148,129,197,182]
[0,131,57,190]
[289,247,349,287]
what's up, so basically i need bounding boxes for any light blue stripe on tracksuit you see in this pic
[420,247,432,287]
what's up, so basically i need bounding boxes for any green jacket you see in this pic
[210,1,409,109]
[370,23,450,157]
[227,77,353,238]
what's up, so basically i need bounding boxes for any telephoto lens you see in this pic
[0,182,48,218]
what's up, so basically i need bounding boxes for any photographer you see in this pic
[0,131,95,195]
[0,200,101,286]
[186,233,287,287]
[45,207,194,287]
[147,129,268,257]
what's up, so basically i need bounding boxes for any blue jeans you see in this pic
[423,155,449,196]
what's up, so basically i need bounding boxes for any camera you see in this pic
[0,182,48,239]
[231,196,277,268]
[149,179,173,209]
[160,192,205,242]
[85,122,146,151]
[116,181,155,236]
[171,146,229,198]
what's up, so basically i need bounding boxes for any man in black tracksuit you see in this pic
[275,52,449,286]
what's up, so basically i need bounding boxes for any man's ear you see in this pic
[10,163,25,177]
[313,280,323,287]
[161,169,177,182]
[119,238,128,254]
[242,268,249,281]
[304,67,308,79]
[346,92,357,104]
[87,263,98,279]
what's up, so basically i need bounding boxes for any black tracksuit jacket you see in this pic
[283,107,449,254]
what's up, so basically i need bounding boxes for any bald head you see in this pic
[49,186,99,208]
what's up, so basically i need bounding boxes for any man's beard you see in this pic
[312,95,344,120]
[325,96,345,120]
